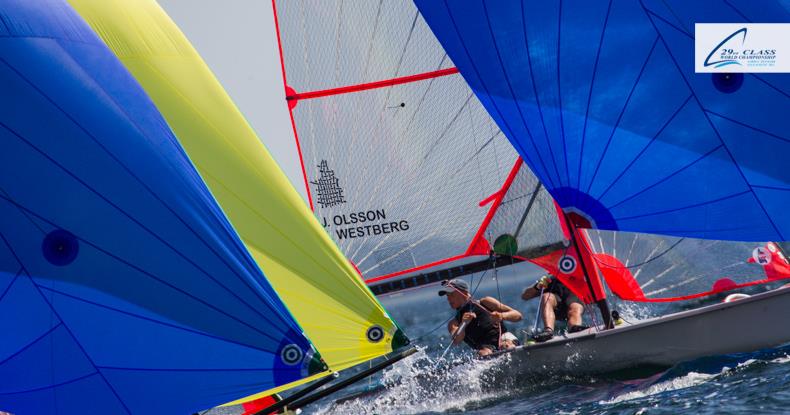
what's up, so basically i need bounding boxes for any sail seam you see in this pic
[26,274,133,414]
[0,322,63,368]
[585,36,660,194]
[640,0,785,239]
[605,143,723,210]
[37,285,280,355]
[520,1,561,189]
[480,1,550,191]
[0,190,289,344]
[612,189,750,221]
[595,94,693,201]
[0,56,290,328]
[577,0,613,203]
[556,0,570,188]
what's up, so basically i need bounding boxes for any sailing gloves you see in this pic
[533,275,551,291]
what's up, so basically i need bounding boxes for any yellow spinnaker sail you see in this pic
[69,0,406,400]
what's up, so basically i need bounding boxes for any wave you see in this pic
[599,348,790,406]
[314,347,511,415]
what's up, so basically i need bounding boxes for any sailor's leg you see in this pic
[567,302,584,327]
[541,293,558,330]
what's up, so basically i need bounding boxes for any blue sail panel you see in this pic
[415,0,790,241]
[0,1,321,414]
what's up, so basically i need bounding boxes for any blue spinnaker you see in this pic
[0,1,320,414]
[415,0,790,241]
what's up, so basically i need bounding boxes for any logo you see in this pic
[752,247,772,265]
[558,255,577,274]
[703,27,747,68]
[310,160,346,208]
[696,24,789,73]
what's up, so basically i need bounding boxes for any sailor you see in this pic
[521,275,588,342]
[439,278,522,357]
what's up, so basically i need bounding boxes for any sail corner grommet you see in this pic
[280,343,304,365]
[366,325,384,343]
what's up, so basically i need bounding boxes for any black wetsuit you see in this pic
[547,278,581,321]
[454,301,506,351]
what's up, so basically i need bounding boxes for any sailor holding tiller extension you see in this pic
[439,278,522,357]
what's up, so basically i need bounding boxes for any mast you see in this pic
[562,212,614,329]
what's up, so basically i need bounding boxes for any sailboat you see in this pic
[412,0,790,374]
[270,0,790,382]
[0,1,412,414]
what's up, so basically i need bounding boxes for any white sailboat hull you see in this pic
[495,286,790,376]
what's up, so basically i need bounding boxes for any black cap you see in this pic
[438,278,469,296]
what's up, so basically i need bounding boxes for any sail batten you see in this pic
[274,0,567,290]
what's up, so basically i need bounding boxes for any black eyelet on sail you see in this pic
[712,73,743,93]
[280,344,303,365]
[42,229,79,266]
[366,325,384,343]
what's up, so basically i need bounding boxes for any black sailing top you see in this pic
[454,300,506,350]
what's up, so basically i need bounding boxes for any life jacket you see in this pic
[454,300,506,350]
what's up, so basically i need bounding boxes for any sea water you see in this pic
[303,263,790,415]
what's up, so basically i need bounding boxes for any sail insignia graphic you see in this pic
[311,160,347,208]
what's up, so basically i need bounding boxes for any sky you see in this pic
[158,0,309,202]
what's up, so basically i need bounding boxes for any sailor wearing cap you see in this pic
[439,278,522,357]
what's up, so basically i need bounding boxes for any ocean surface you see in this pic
[299,263,790,415]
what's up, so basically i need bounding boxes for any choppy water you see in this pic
[300,263,790,415]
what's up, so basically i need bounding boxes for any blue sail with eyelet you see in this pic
[415,0,790,241]
[0,1,324,414]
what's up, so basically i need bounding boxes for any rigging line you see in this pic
[441,0,548,190]
[596,238,685,270]
[492,255,503,311]
[410,269,488,343]
[350,86,476,253]
[338,13,424,228]
[514,182,544,238]
[468,96,488,203]
[345,62,455,262]
[393,10,420,77]
[361,0,384,79]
